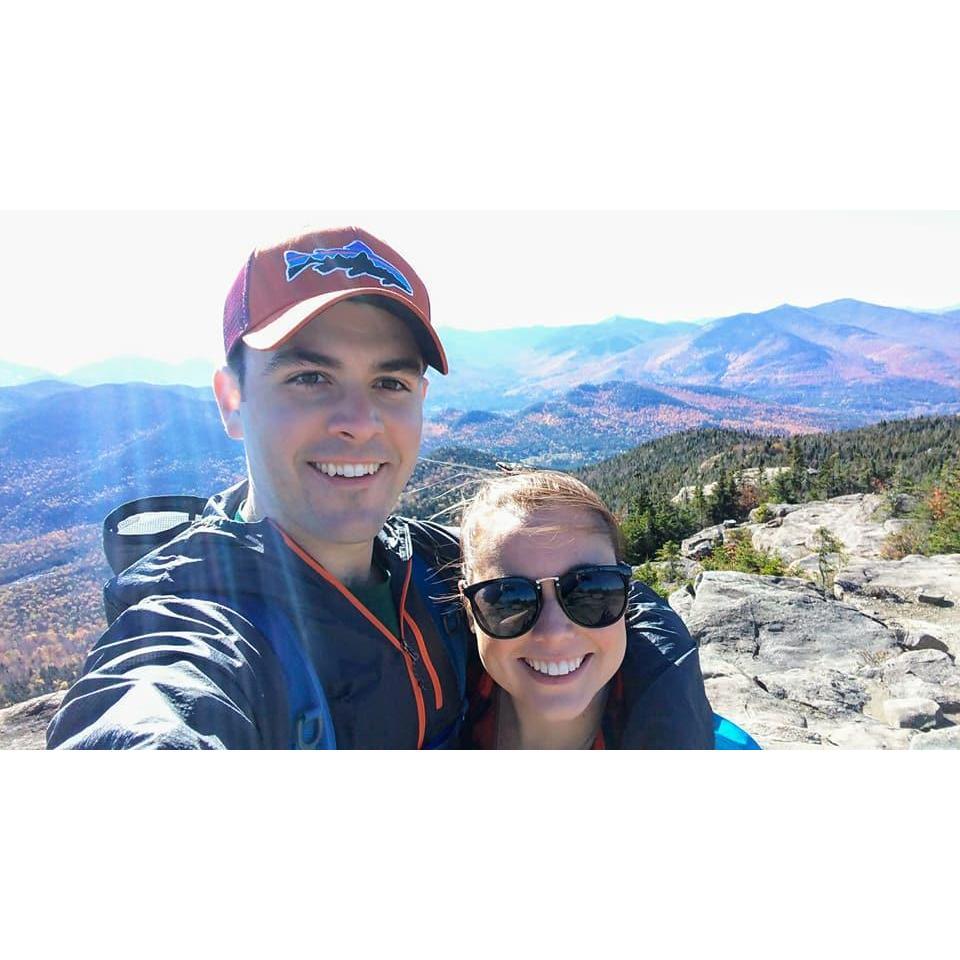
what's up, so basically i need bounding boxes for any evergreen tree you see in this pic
[812,526,848,592]
[692,483,708,529]
[655,540,682,583]
[709,468,736,523]
[927,462,960,553]
[788,437,808,500]
[768,468,789,504]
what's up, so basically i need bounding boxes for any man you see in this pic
[47,225,714,749]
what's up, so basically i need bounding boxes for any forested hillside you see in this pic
[576,414,960,563]
[579,415,960,513]
[0,525,109,706]
[396,446,501,522]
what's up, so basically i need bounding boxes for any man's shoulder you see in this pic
[381,515,461,565]
[104,511,278,623]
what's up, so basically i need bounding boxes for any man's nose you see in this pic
[325,385,385,442]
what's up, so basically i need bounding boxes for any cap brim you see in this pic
[242,288,448,375]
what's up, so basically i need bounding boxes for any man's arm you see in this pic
[617,582,715,749]
[47,596,288,749]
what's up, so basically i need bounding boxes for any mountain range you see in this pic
[1,298,959,526]
[421,380,832,467]
[0,378,816,540]
[0,357,218,390]
[425,299,960,414]
[0,383,245,541]
[7,300,960,413]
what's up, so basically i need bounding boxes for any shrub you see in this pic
[700,530,787,576]
[811,526,848,592]
[754,502,773,523]
[632,562,671,598]
[880,525,929,560]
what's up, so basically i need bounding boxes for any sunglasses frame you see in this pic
[459,562,634,640]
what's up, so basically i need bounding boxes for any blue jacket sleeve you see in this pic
[46,595,289,750]
[618,582,714,749]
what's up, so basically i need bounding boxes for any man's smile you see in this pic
[306,460,390,486]
[310,461,385,477]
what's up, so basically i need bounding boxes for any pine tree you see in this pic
[655,540,682,583]
[812,526,848,592]
[693,483,708,529]
[927,462,960,553]
[788,437,808,500]
[770,468,792,504]
[709,468,737,523]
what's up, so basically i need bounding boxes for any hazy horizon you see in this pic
[4,211,960,375]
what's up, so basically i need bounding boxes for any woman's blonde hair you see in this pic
[460,470,625,580]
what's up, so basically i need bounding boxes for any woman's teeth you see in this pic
[523,656,585,677]
[315,462,382,477]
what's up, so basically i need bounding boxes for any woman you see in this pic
[458,470,632,749]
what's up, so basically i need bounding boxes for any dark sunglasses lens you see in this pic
[471,578,540,638]
[559,569,629,627]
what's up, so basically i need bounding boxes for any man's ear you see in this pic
[420,375,429,401]
[213,366,244,440]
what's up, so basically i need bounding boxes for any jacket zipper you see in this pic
[273,524,428,748]
[399,559,444,711]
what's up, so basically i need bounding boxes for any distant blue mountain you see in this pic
[0,380,82,424]
[0,383,243,540]
[63,356,218,388]
[7,298,960,428]
[428,298,960,416]
[0,360,58,387]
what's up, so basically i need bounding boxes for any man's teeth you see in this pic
[523,656,586,677]
[315,462,383,477]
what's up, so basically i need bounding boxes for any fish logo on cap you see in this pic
[283,239,414,295]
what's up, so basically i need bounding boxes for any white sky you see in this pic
[3,211,960,374]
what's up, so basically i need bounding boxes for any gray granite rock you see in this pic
[668,584,695,622]
[882,698,941,730]
[880,649,960,711]
[681,524,725,560]
[748,494,890,564]
[909,726,960,749]
[838,555,960,603]
[916,589,952,607]
[685,571,899,674]
[0,691,64,750]
[899,629,950,654]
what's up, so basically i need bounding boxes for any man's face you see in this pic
[217,300,427,556]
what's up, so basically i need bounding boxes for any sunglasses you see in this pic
[459,562,633,640]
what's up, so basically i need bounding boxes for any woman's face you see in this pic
[464,506,628,724]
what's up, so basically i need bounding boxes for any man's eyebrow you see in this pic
[262,347,424,376]
[374,357,425,375]
[263,347,342,373]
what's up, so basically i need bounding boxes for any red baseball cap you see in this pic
[222,226,448,374]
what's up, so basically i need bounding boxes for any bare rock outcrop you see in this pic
[747,493,905,565]
[672,466,793,505]
[674,570,960,749]
[909,726,960,749]
[0,691,64,750]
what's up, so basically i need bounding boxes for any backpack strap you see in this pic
[103,495,210,576]
[236,598,337,750]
